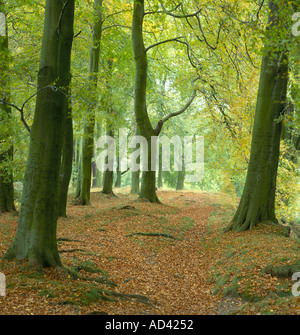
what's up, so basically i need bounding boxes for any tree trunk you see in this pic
[58,101,73,217]
[93,121,103,187]
[76,0,102,205]
[176,156,185,191]
[74,138,82,198]
[130,127,140,194]
[132,0,160,203]
[131,170,140,194]
[0,2,15,213]
[157,145,163,189]
[226,1,288,232]
[114,151,122,188]
[4,0,75,268]
[101,129,115,195]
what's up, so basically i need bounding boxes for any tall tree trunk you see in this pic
[132,0,160,203]
[114,150,122,188]
[157,145,163,189]
[74,138,82,198]
[58,100,73,217]
[101,59,116,196]
[130,127,140,194]
[131,170,140,194]
[93,121,103,187]
[77,0,102,205]
[4,0,75,268]
[101,129,115,195]
[0,2,15,213]
[176,156,185,191]
[226,1,288,232]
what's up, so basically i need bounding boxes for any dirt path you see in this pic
[57,190,224,315]
[0,189,232,315]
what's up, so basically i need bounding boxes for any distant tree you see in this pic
[76,0,103,205]
[0,1,15,213]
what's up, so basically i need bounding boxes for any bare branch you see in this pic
[144,3,181,16]
[154,77,200,135]
[1,99,31,133]
[158,0,202,18]
[145,36,184,53]
[0,85,59,133]
[195,15,223,50]
[102,24,131,32]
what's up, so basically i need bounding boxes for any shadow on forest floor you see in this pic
[0,188,299,315]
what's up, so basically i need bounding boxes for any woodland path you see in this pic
[59,189,230,315]
[0,189,244,315]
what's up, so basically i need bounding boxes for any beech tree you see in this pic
[4,0,75,267]
[132,0,198,203]
[76,0,103,205]
[226,0,290,232]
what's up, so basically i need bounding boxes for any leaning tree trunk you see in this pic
[226,1,288,232]
[0,2,15,213]
[132,0,160,203]
[77,0,103,205]
[4,0,75,268]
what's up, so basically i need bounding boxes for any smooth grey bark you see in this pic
[4,0,75,267]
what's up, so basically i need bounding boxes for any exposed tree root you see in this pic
[126,232,178,239]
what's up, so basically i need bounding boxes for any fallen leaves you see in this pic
[0,189,299,315]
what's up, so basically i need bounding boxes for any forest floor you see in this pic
[0,188,300,315]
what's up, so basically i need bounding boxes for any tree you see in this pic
[76,0,103,205]
[0,1,15,213]
[226,0,289,232]
[132,0,198,203]
[4,0,75,268]
[57,95,73,217]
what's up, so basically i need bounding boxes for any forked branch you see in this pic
[154,77,200,135]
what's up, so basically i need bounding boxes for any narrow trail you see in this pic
[59,190,224,315]
[0,189,235,315]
